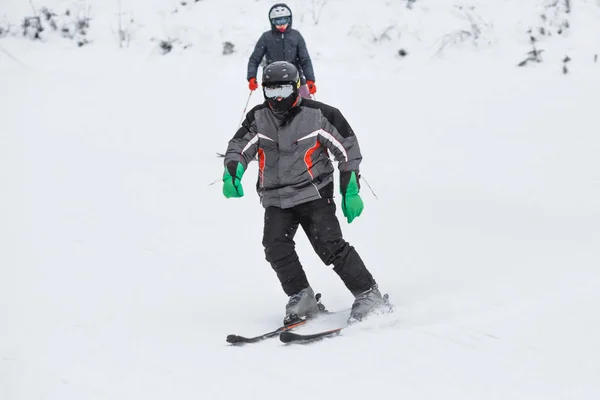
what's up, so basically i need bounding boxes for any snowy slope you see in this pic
[2,1,600,399]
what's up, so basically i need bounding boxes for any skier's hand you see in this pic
[342,193,363,223]
[223,162,245,198]
[306,80,317,95]
[248,78,258,91]
[340,171,363,223]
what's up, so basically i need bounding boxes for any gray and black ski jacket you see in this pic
[247,4,315,84]
[224,99,362,209]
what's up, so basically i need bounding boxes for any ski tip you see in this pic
[279,331,302,344]
[226,334,240,343]
[279,328,343,344]
[226,334,249,345]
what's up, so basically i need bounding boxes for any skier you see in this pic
[247,3,317,99]
[223,61,390,324]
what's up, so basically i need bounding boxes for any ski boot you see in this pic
[283,286,326,325]
[348,285,393,324]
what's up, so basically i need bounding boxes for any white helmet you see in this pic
[269,5,291,20]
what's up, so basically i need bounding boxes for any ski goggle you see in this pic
[264,84,294,99]
[271,17,290,26]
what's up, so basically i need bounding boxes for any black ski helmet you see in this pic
[262,61,301,113]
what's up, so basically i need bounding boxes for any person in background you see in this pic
[247,3,317,99]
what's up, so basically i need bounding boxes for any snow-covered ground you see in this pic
[1,1,600,399]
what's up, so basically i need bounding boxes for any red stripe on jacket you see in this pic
[258,148,265,186]
[304,140,321,179]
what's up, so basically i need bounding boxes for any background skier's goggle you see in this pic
[271,17,290,26]
[264,84,294,98]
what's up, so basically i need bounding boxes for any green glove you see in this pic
[340,171,364,223]
[223,162,245,198]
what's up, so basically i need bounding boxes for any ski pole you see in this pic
[238,90,253,127]
[360,175,379,200]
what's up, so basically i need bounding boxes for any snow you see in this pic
[1,0,600,399]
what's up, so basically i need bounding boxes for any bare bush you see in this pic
[370,25,396,43]
[22,16,43,40]
[562,55,571,74]
[59,8,91,47]
[405,0,418,9]
[116,6,137,48]
[436,30,474,56]
[518,35,544,67]
[309,0,327,25]
[151,37,191,55]
[0,18,14,37]
[159,39,173,55]
[537,0,571,37]
[15,3,93,47]
[435,6,491,56]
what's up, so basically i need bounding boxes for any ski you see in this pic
[226,319,308,345]
[279,326,347,344]
[279,294,394,344]
[226,292,337,345]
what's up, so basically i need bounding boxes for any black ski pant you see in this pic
[262,197,376,297]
